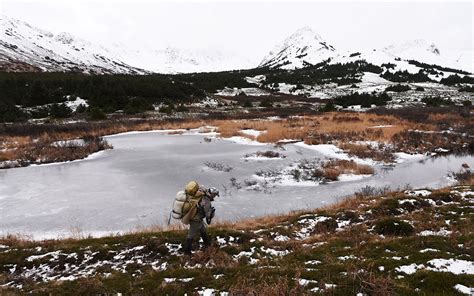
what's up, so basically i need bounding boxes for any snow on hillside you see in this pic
[0,15,145,74]
[259,26,337,69]
[383,39,472,72]
[260,27,472,75]
[111,46,255,74]
[0,15,255,74]
[0,16,471,76]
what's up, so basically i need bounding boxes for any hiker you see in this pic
[180,181,219,255]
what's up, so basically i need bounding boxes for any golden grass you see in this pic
[210,113,432,144]
[0,111,466,165]
[322,159,374,181]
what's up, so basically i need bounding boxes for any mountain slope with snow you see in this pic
[0,17,471,75]
[0,15,255,74]
[111,46,255,74]
[0,15,146,74]
[260,28,472,74]
[259,27,337,69]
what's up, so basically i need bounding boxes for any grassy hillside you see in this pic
[0,184,473,295]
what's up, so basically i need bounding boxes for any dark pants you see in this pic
[187,219,206,239]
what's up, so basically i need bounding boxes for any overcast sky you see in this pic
[2,0,472,61]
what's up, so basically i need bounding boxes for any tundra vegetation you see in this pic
[0,172,472,295]
[1,109,472,168]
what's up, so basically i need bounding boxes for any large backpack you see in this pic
[171,181,203,224]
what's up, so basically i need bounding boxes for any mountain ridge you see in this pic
[0,16,471,75]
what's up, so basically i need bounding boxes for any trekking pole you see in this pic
[167,211,172,226]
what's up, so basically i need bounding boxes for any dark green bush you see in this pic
[374,218,414,236]
[385,84,410,92]
[422,97,454,107]
[49,103,72,118]
[242,100,253,108]
[259,99,273,108]
[334,92,391,108]
[123,98,154,114]
[88,107,107,120]
[0,101,27,122]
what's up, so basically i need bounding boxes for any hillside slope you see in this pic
[0,15,145,74]
[1,185,472,295]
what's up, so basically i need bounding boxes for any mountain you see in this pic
[259,26,337,69]
[382,39,472,73]
[0,15,255,74]
[0,15,145,74]
[110,46,255,74]
[1,17,471,75]
[260,27,472,74]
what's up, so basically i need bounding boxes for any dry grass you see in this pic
[322,159,374,181]
[338,143,395,163]
[1,110,469,166]
[229,276,309,296]
[211,112,430,144]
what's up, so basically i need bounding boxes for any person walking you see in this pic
[181,181,219,255]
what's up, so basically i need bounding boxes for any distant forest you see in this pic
[0,60,472,122]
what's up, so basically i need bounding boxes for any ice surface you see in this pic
[0,132,471,239]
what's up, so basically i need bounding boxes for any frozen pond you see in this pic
[0,131,472,239]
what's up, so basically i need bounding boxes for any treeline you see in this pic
[264,60,383,86]
[0,72,212,122]
[177,68,267,93]
[0,72,206,109]
[333,92,391,108]
[407,60,471,76]
[381,70,431,83]
[439,74,474,86]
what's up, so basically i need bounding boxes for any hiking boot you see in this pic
[183,238,193,255]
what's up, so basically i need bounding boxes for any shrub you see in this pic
[159,105,174,114]
[374,218,414,236]
[176,104,188,112]
[458,86,474,92]
[422,96,454,107]
[440,74,474,85]
[75,104,88,113]
[314,217,338,233]
[334,92,391,108]
[29,106,50,119]
[0,102,27,122]
[385,84,410,92]
[204,161,233,172]
[259,99,273,108]
[242,100,253,108]
[319,102,336,112]
[49,103,72,118]
[451,169,472,184]
[88,107,107,120]
[245,151,285,159]
[124,98,154,114]
[382,70,431,83]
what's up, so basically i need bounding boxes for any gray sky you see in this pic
[2,0,473,60]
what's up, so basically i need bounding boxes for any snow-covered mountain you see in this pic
[0,15,146,74]
[259,26,337,69]
[260,27,472,74]
[382,39,472,73]
[0,15,254,74]
[111,46,255,74]
[1,16,471,75]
